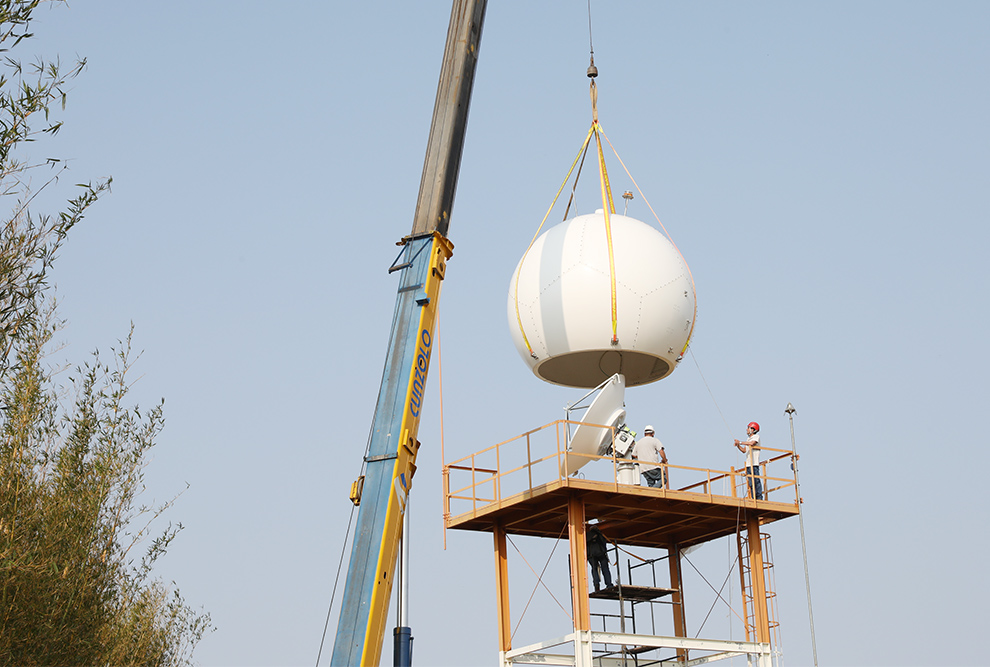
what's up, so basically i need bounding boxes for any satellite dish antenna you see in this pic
[561,374,626,476]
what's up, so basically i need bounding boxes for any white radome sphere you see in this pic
[507,210,695,388]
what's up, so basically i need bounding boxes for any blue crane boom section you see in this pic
[330,0,486,663]
[331,233,451,666]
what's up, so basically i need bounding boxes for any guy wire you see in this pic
[315,502,358,666]
[688,348,734,438]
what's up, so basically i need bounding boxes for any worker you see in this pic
[586,521,612,592]
[633,425,667,488]
[734,421,763,500]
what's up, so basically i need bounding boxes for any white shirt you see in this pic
[742,432,761,468]
[633,435,664,471]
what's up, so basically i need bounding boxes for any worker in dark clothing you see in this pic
[586,522,612,592]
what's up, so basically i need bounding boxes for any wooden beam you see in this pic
[668,543,688,663]
[567,495,590,632]
[493,522,511,652]
[746,514,771,645]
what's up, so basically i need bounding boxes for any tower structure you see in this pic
[444,419,800,666]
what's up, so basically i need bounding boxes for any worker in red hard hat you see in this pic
[734,422,763,500]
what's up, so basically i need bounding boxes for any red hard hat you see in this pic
[748,421,760,432]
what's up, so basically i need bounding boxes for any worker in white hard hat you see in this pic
[632,425,667,488]
[585,520,612,592]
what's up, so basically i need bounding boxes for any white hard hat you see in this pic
[644,425,655,433]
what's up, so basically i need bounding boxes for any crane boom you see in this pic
[331,2,487,664]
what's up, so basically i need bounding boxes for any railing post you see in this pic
[471,454,477,512]
[442,466,449,521]
[526,433,533,491]
[560,422,569,480]
[612,426,619,492]
[496,440,502,502]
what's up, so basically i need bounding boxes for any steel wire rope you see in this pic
[682,552,747,628]
[595,126,746,447]
[315,501,359,666]
[595,121,776,656]
[316,246,423,663]
[511,126,596,359]
[562,138,592,222]
[726,476,736,644]
[512,55,628,353]
[508,527,573,640]
[733,481,746,639]
[689,552,740,638]
[687,349,734,439]
[597,118,768,654]
[596,127,697,356]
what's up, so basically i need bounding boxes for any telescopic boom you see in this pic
[330,2,487,665]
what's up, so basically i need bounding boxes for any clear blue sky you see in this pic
[26,1,990,665]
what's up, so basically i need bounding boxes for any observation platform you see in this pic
[443,420,800,549]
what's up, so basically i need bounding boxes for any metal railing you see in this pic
[443,420,799,522]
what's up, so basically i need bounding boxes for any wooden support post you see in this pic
[668,543,688,663]
[746,514,771,645]
[567,495,590,632]
[493,522,511,653]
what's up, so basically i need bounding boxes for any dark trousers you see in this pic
[746,466,763,500]
[641,467,665,488]
[589,553,612,591]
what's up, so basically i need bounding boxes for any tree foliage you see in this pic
[0,2,210,664]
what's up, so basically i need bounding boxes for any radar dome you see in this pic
[507,211,695,388]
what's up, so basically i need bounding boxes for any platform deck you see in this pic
[590,584,677,601]
[446,477,799,549]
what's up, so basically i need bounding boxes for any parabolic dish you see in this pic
[560,374,626,477]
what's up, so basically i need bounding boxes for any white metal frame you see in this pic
[501,631,772,667]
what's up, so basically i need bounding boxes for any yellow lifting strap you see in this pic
[596,127,698,356]
[512,79,628,357]
[512,124,596,359]
[591,79,620,344]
